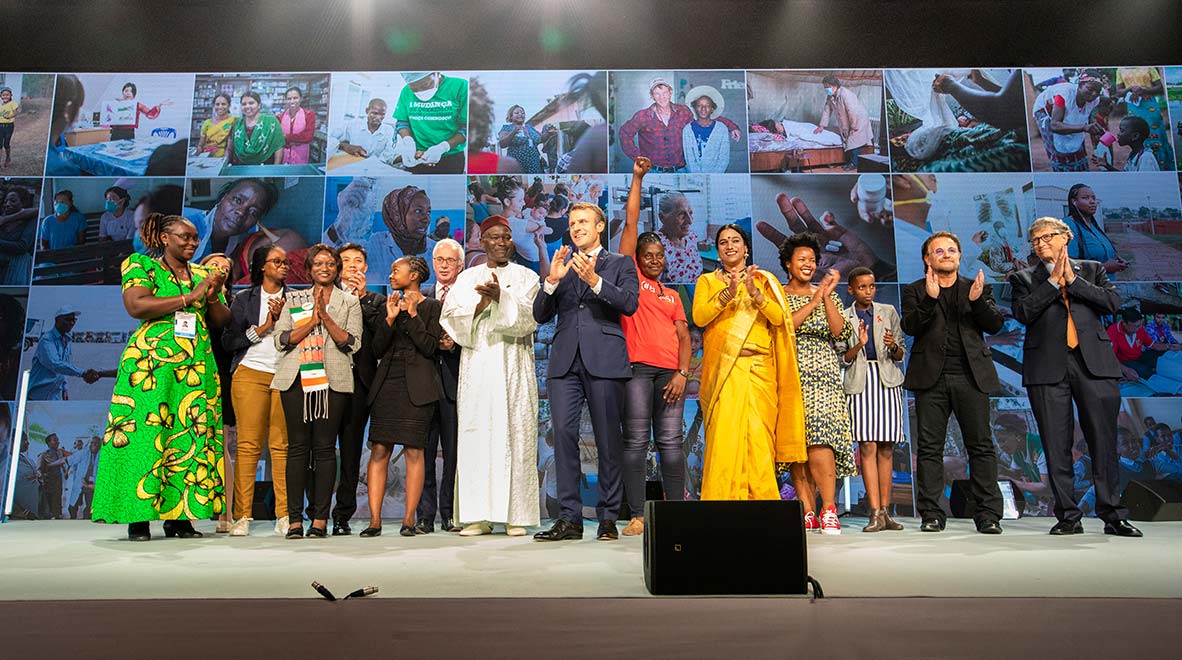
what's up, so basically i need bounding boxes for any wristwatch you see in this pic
[677,369,691,378]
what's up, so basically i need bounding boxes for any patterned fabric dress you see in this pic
[91,253,226,523]
[785,290,857,478]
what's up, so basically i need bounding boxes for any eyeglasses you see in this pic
[433,257,460,265]
[931,247,959,257]
[1030,232,1064,247]
[167,231,199,244]
[266,258,292,267]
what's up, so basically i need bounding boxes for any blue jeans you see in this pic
[623,363,686,518]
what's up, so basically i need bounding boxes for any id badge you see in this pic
[174,311,197,339]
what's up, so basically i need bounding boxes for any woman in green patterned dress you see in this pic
[780,232,856,535]
[92,213,231,541]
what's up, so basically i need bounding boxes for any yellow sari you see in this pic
[692,270,806,500]
[200,115,236,157]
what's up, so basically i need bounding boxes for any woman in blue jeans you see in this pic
[617,156,692,536]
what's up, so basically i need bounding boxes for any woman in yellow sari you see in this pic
[692,225,806,500]
[196,94,235,158]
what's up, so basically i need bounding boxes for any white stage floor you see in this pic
[1,517,1179,600]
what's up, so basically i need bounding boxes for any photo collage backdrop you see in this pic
[3,67,1181,521]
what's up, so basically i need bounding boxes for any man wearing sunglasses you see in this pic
[1008,217,1141,538]
[902,231,1006,535]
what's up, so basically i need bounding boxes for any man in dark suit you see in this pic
[532,202,639,542]
[1009,218,1142,537]
[416,238,464,534]
[902,231,1005,534]
[331,243,386,536]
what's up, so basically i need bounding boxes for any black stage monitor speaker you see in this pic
[643,500,807,596]
[251,480,276,520]
[949,479,1024,519]
[1122,479,1182,521]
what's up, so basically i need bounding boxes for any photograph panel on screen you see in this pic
[1,177,41,286]
[609,70,749,174]
[0,73,54,177]
[893,172,1036,284]
[184,176,327,285]
[1032,171,1182,282]
[884,68,1030,173]
[752,174,897,283]
[1166,67,1182,170]
[746,69,887,174]
[19,286,134,402]
[33,177,182,286]
[0,287,28,401]
[189,73,330,176]
[1025,67,1175,174]
[1111,281,1182,397]
[467,70,607,175]
[325,72,467,176]
[607,173,753,286]
[46,73,194,177]
[323,175,464,285]
[467,174,608,281]
[13,400,108,520]
[1121,398,1182,486]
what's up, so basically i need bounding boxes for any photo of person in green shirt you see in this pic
[392,71,468,174]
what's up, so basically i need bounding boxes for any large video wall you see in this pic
[3,66,1182,522]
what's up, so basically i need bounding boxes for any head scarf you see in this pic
[382,185,428,255]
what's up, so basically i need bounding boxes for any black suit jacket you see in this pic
[368,296,443,407]
[424,283,460,402]
[1008,259,1122,385]
[901,275,1005,393]
[353,290,387,393]
[223,284,287,372]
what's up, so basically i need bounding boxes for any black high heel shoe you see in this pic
[286,526,304,539]
[128,522,151,542]
[399,524,418,537]
[163,520,203,538]
[360,526,382,537]
[307,526,327,538]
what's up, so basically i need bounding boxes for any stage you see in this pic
[2,517,1180,600]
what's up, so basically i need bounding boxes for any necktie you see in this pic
[1060,276,1078,349]
[440,285,449,303]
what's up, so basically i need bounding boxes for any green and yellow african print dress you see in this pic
[91,253,226,523]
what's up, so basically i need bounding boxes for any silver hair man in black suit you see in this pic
[1008,217,1141,537]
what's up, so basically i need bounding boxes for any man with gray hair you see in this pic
[415,237,465,533]
[1009,216,1141,537]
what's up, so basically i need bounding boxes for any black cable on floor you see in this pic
[806,576,824,601]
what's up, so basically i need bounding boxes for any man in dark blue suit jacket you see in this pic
[1009,218,1141,538]
[533,202,639,541]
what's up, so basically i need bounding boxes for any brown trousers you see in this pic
[230,365,288,519]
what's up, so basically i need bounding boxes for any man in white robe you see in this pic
[440,215,540,535]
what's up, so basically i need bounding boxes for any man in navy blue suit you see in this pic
[533,202,639,541]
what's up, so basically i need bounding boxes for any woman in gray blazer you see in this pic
[271,244,362,539]
[836,267,906,532]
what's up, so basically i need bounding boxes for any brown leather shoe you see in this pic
[862,508,886,533]
[882,509,904,531]
[621,517,644,536]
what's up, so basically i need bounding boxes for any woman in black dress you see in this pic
[364,255,442,537]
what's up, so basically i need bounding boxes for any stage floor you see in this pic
[1,517,1179,600]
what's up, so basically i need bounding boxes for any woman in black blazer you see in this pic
[364,255,442,538]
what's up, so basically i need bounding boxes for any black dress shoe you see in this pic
[399,524,419,537]
[919,518,945,533]
[163,520,203,538]
[415,519,434,534]
[285,526,304,539]
[306,526,327,538]
[1049,520,1084,535]
[1103,520,1143,537]
[441,518,460,533]
[596,520,619,541]
[976,520,1003,535]
[332,520,352,536]
[128,522,151,542]
[360,526,382,538]
[533,519,584,542]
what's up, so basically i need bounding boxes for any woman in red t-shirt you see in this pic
[618,156,692,537]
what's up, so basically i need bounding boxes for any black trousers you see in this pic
[914,373,1002,524]
[331,377,372,523]
[417,392,458,523]
[281,384,347,523]
[1028,349,1127,523]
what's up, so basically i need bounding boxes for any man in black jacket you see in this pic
[902,231,1005,534]
[331,243,386,535]
[416,238,464,533]
[1008,218,1141,537]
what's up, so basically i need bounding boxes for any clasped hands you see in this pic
[547,246,600,289]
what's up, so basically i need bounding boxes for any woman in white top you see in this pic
[223,243,290,536]
[1032,72,1106,172]
[98,185,135,242]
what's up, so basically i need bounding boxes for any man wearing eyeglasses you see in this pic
[1008,217,1141,538]
[414,237,465,534]
[902,231,1005,534]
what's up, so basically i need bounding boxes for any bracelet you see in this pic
[179,293,187,307]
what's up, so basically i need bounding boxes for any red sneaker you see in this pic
[803,510,820,532]
[821,506,841,535]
